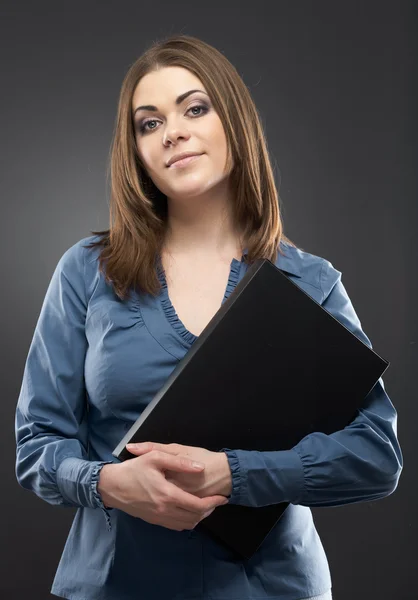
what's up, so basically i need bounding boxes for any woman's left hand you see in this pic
[126,442,232,499]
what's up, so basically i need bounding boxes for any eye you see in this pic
[137,103,209,134]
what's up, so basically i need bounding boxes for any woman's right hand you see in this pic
[98,450,229,531]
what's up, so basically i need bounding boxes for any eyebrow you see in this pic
[133,89,208,117]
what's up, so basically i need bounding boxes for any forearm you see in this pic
[221,380,402,508]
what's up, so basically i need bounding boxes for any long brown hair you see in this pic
[85,34,298,300]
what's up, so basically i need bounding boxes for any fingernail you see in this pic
[192,461,205,469]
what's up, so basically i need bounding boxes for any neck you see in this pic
[162,182,244,261]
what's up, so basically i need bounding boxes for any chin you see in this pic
[166,183,212,198]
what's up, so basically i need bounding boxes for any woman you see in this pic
[15,34,403,600]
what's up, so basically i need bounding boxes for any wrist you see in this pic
[97,463,120,509]
[218,452,233,497]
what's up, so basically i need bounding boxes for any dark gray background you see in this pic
[2,1,416,599]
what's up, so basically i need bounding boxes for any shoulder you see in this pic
[276,240,342,303]
[53,235,104,297]
[55,234,101,272]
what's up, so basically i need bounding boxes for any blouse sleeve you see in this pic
[14,241,115,530]
[221,259,403,507]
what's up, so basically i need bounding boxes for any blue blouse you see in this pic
[15,235,403,600]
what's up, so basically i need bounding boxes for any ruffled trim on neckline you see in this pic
[156,257,242,346]
[223,257,241,300]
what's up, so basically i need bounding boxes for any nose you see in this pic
[163,122,192,146]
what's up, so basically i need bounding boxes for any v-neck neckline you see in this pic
[155,255,244,347]
[130,242,300,359]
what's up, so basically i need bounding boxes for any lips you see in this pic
[168,154,203,168]
[167,152,203,167]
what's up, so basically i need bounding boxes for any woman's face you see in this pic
[131,66,233,201]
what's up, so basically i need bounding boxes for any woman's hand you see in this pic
[98,451,229,531]
[126,442,232,499]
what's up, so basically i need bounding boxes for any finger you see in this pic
[149,452,229,512]
[174,504,215,524]
[170,485,229,515]
[150,450,205,473]
[126,442,179,456]
[126,442,156,454]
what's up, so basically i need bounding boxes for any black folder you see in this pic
[112,258,389,560]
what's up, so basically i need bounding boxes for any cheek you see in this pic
[136,142,158,173]
[210,129,229,171]
[209,122,229,158]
